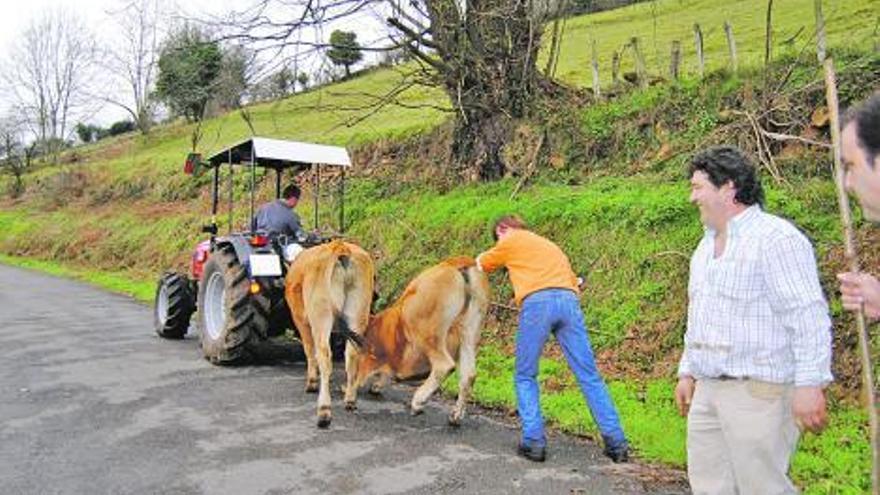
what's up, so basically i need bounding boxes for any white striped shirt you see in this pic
[678,205,833,387]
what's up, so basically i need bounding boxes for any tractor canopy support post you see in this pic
[249,147,256,234]
[228,149,233,235]
[211,165,219,217]
[313,164,320,230]
[340,169,345,234]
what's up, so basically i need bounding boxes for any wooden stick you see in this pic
[823,57,880,495]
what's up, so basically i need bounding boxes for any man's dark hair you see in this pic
[848,92,880,167]
[689,146,765,206]
[282,184,301,200]
[492,214,527,241]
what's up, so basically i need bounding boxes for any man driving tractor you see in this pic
[254,184,307,243]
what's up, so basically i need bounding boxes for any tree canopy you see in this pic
[326,30,363,78]
[155,25,223,121]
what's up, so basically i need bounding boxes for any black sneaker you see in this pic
[517,443,546,462]
[603,441,629,463]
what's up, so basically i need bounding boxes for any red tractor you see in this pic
[153,137,351,364]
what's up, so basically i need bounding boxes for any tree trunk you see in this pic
[421,0,545,181]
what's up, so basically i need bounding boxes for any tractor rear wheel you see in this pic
[154,271,195,339]
[197,245,268,364]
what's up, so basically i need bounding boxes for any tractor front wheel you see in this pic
[154,271,195,339]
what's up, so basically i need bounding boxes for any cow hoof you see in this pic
[367,386,383,396]
[305,383,318,394]
[410,407,424,416]
[447,414,462,427]
[317,416,332,429]
[345,401,357,411]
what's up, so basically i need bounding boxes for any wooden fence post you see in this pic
[612,50,621,84]
[765,0,774,69]
[670,40,682,80]
[631,36,648,88]
[724,20,738,73]
[591,39,601,98]
[693,23,705,77]
[814,0,826,62]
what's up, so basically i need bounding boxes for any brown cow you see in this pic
[350,256,489,426]
[285,240,374,428]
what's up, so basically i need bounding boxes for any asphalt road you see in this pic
[0,263,688,495]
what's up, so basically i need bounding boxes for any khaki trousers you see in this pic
[687,378,800,495]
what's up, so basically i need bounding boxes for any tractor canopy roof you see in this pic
[205,137,351,170]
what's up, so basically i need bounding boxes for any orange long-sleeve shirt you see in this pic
[477,229,579,306]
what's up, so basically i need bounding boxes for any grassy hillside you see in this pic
[551,0,879,87]
[2,0,880,492]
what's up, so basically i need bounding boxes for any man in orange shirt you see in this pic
[477,215,629,463]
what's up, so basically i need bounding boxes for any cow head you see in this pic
[353,307,402,388]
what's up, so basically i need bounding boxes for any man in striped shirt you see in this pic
[675,146,832,494]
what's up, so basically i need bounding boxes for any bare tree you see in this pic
[104,0,166,134]
[2,9,98,153]
[214,0,567,180]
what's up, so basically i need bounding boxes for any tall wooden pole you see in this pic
[823,57,880,495]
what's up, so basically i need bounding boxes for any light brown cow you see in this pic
[351,256,490,426]
[285,240,374,428]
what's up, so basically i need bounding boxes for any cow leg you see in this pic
[449,291,486,426]
[449,323,481,426]
[344,340,360,410]
[449,342,478,426]
[342,286,371,410]
[315,327,334,428]
[410,348,455,415]
[292,309,318,393]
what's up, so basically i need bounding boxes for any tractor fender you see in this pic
[214,237,254,269]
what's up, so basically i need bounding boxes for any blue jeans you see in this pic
[516,288,626,449]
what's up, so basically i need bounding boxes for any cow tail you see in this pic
[328,243,365,348]
[457,267,472,312]
[333,314,365,348]
[457,264,489,343]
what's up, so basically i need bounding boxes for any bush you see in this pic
[108,120,136,137]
